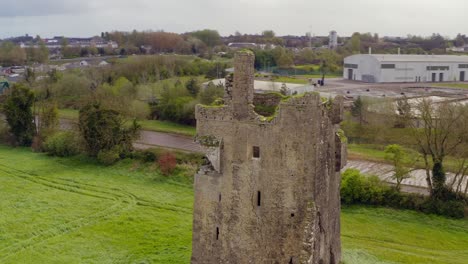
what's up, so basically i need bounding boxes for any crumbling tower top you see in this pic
[231,50,255,120]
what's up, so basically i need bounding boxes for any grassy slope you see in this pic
[342,206,468,264]
[0,146,193,264]
[0,146,467,263]
[58,109,196,137]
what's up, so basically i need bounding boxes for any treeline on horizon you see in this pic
[1,29,468,66]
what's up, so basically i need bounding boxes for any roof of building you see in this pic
[348,54,468,63]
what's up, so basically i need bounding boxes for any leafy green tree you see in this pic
[3,84,36,146]
[51,73,92,108]
[199,82,224,105]
[156,84,197,124]
[349,32,361,53]
[191,29,221,47]
[454,33,466,47]
[0,41,26,66]
[317,50,341,78]
[262,30,276,39]
[186,78,201,97]
[37,101,58,138]
[48,69,62,83]
[25,68,36,86]
[351,96,366,125]
[78,103,140,157]
[253,49,276,70]
[272,47,294,68]
[384,144,415,191]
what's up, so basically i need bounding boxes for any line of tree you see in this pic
[344,96,468,200]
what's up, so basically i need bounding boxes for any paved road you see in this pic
[33,118,468,196]
[59,118,202,152]
[133,127,462,196]
[135,130,201,152]
[345,160,467,195]
[135,131,467,196]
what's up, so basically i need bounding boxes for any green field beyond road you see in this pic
[58,109,196,137]
[432,83,468,90]
[0,146,466,263]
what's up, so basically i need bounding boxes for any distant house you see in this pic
[11,66,25,74]
[7,74,22,83]
[98,61,109,67]
[20,36,118,50]
[447,45,468,53]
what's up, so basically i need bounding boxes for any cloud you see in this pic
[0,0,88,17]
[0,0,467,38]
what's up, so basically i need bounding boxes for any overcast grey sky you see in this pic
[1,0,467,38]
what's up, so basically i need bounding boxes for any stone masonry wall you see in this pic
[191,51,345,264]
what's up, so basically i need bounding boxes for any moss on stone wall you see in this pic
[196,135,220,147]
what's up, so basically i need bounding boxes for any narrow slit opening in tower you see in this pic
[253,146,260,158]
[289,257,293,264]
[257,191,261,206]
[216,227,219,240]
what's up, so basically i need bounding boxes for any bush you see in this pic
[44,131,81,157]
[421,199,465,219]
[3,84,36,146]
[158,152,177,175]
[97,148,121,166]
[140,149,157,162]
[133,147,204,166]
[340,169,466,219]
[79,103,140,157]
[341,169,387,205]
[0,119,13,145]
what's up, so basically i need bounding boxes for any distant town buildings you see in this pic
[447,45,468,53]
[19,36,118,50]
[343,54,468,83]
[227,42,258,49]
[227,42,277,50]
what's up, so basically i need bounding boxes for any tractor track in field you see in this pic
[0,164,190,261]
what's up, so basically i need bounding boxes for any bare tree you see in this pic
[410,99,467,197]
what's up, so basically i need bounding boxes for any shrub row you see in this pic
[42,130,203,175]
[341,169,466,219]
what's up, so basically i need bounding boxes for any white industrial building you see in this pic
[343,54,468,83]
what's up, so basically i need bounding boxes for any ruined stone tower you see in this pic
[192,50,346,264]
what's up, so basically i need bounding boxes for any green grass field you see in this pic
[341,206,468,264]
[271,74,342,85]
[58,109,196,137]
[138,120,196,137]
[0,146,467,263]
[0,145,194,264]
[432,83,468,90]
[348,143,463,173]
[272,76,309,84]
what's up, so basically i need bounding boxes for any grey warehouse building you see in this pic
[343,54,468,83]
